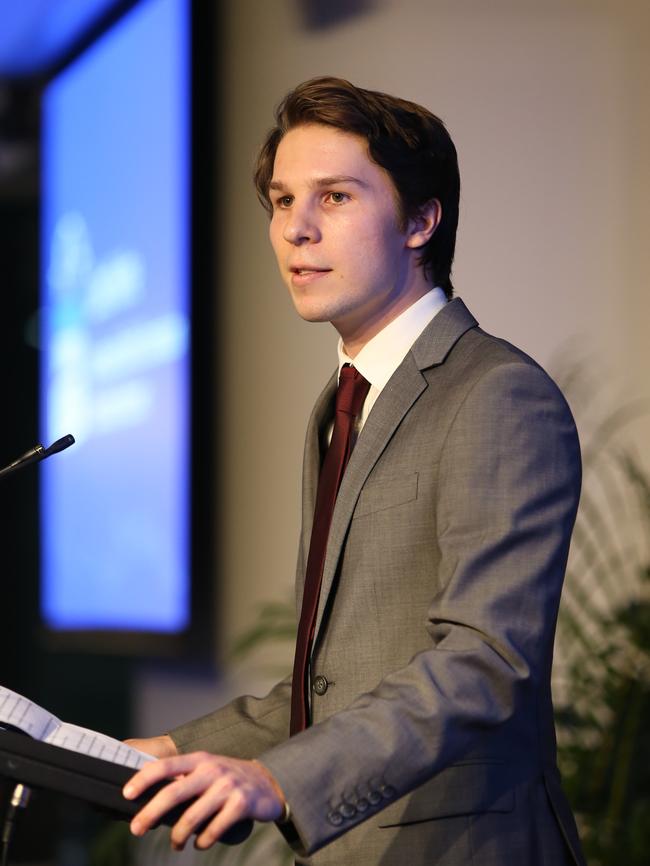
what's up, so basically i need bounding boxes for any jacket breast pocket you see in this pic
[378,761,515,827]
[353,472,419,519]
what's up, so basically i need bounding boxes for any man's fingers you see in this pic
[123,753,203,799]
[129,767,217,836]
[168,779,237,850]
[194,789,249,850]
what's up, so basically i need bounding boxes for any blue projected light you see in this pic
[40,0,190,633]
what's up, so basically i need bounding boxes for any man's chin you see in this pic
[297,311,332,324]
[290,301,335,324]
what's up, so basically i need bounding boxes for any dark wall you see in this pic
[0,197,40,693]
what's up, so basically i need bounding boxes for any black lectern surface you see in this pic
[0,729,253,844]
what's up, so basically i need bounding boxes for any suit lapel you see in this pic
[311,298,479,641]
[298,371,336,591]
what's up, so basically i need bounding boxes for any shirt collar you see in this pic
[337,287,448,391]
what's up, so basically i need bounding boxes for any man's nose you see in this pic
[283,204,320,245]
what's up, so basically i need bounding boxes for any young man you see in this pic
[124,78,585,866]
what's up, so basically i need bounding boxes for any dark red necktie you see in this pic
[290,365,371,735]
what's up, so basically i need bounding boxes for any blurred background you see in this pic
[0,0,648,863]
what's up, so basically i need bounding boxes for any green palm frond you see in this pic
[553,367,650,866]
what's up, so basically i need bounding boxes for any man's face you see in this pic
[268,123,424,350]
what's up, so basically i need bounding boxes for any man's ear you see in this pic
[405,198,441,249]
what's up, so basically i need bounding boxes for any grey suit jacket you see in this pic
[171,299,585,866]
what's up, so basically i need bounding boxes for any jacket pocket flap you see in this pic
[354,472,418,519]
[378,762,515,827]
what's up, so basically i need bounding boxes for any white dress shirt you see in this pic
[335,287,448,434]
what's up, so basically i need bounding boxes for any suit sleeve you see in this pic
[168,675,292,759]
[257,361,581,857]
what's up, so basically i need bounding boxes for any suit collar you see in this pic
[410,296,478,370]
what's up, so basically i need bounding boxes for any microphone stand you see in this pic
[1,783,30,866]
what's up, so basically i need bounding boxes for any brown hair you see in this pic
[254,76,460,298]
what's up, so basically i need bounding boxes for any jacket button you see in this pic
[327,809,343,826]
[380,784,397,800]
[367,790,382,806]
[313,674,329,696]
[340,802,356,819]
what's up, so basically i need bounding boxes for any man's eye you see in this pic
[275,196,293,208]
[327,192,348,204]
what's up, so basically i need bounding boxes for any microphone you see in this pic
[0,434,75,481]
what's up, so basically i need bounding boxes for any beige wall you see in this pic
[213,0,650,666]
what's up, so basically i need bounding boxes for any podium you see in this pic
[0,729,252,844]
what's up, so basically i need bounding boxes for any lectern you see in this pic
[0,730,252,857]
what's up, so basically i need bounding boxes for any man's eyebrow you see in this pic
[269,175,368,192]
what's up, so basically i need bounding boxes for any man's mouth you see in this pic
[289,266,332,287]
[290,267,331,275]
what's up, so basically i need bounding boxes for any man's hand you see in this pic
[124,734,178,759]
[122,752,286,851]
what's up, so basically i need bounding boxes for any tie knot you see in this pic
[336,365,371,416]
